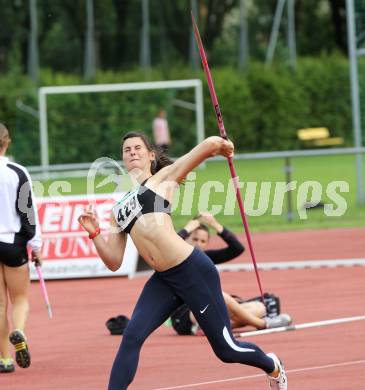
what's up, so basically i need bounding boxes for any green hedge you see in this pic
[0,56,353,166]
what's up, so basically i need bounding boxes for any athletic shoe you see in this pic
[265,314,292,329]
[0,358,15,373]
[266,352,287,390]
[9,330,31,368]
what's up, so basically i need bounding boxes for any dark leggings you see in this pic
[108,248,275,389]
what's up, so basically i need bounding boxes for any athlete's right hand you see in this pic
[219,138,234,158]
[78,205,100,234]
[198,212,223,234]
[183,219,200,234]
[198,212,216,226]
[31,250,43,266]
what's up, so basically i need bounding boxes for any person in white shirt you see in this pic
[152,109,171,152]
[0,123,42,373]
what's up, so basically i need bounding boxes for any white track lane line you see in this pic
[154,359,365,389]
[236,315,365,338]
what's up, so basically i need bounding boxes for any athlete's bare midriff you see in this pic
[129,213,193,272]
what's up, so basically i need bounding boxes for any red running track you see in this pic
[211,227,365,263]
[1,227,364,389]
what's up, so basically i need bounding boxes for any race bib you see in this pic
[113,188,142,231]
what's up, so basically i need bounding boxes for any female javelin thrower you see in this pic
[0,123,42,372]
[78,132,287,390]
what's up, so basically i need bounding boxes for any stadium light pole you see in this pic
[84,0,96,79]
[28,0,39,81]
[287,0,296,69]
[190,0,199,70]
[266,0,296,68]
[140,0,151,74]
[238,0,249,70]
[346,0,365,205]
[266,0,286,66]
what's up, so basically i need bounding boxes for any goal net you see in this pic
[37,79,205,176]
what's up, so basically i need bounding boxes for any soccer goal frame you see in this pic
[38,79,205,173]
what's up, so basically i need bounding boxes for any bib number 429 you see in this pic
[117,195,138,223]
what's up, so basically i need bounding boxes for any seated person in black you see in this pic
[171,213,291,335]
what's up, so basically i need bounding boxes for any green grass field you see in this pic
[37,154,365,232]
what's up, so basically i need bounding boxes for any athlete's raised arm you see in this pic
[159,136,233,184]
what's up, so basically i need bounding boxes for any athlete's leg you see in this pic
[0,264,11,359]
[160,249,276,374]
[4,263,30,332]
[108,272,182,390]
[5,262,31,368]
[223,292,266,330]
[240,301,267,318]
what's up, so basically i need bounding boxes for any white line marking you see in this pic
[133,258,365,279]
[222,326,255,353]
[237,315,365,338]
[154,359,365,389]
[217,258,365,272]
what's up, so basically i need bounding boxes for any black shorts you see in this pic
[0,241,28,267]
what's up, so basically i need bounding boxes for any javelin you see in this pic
[191,12,264,299]
[35,262,53,319]
[235,315,365,338]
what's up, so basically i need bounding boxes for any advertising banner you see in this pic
[30,194,138,280]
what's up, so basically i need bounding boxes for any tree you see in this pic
[0,1,28,73]
[161,0,238,62]
[0,0,354,74]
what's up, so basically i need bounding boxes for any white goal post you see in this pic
[38,79,205,173]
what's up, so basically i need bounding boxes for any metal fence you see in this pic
[28,147,365,211]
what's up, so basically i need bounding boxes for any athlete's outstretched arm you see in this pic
[160,136,234,184]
